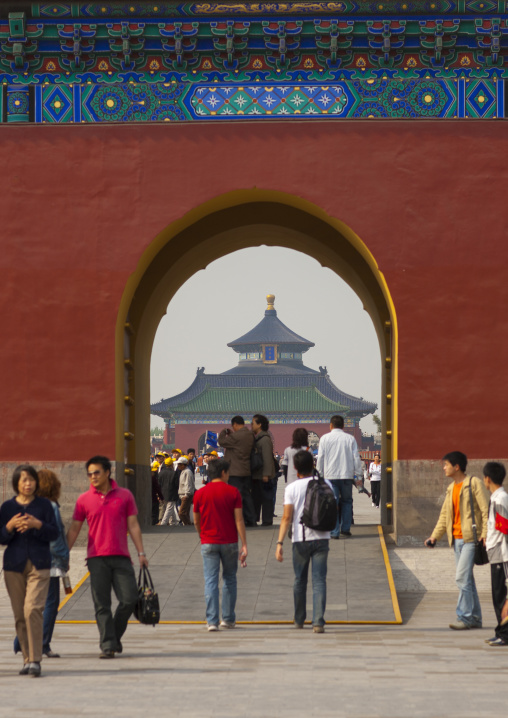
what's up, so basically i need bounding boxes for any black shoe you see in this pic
[262,522,273,526]
[99,650,115,659]
[19,663,30,675]
[113,642,123,654]
[341,530,352,537]
[330,535,340,540]
[245,522,257,527]
[28,662,41,677]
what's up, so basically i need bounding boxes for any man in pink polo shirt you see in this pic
[67,456,148,659]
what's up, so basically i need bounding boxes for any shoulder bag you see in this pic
[468,478,489,566]
[134,566,160,625]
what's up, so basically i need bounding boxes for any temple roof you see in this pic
[151,370,376,420]
[168,386,348,416]
[227,294,314,352]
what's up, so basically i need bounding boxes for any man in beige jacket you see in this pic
[425,451,489,630]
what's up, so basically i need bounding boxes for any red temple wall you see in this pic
[1,122,507,463]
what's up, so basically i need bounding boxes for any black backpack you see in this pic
[300,472,338,537]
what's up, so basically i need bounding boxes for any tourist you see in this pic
[482,462,508,646]
[67,456,149,658]
[251,414,276,526]
[157,457,175,523]
[281,427,310,483]
[187,448,197,474]
[425,451,489,630]
[177,456,195,525]
[193,458,247,631]
[275,450,331,633]
[160,458,180,526]
[369,453,382,509]
[13,469,70,660]
[0,465,59,676]
[219,415,256,526]
[151,463,164,525]
[316,415,363,538]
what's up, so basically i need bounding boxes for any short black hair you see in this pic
[442,451,467,473]
[86,455,112,475]
[293,450,314,476]
[483,461,506,486]
[330,415,344,429]
[207,458,230,480]
[231,415,245,426]
[187,448,196,454]
[12,465,39,494]
[252,414,269,432]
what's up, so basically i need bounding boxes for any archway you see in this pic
[115,190,397,527]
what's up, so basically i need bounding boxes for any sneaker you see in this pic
[488,637,508,646]
[207,624,219,632]
[341,530,352,537]
[43,649,60,658]
[28,662,41,677]
[313,626,325,634]
[294,623,304,629]
[449,622,470,630]
[19,663,30,675]
[220,621,236,629]
[99,650,115,659]
[485,636,499,644]
[372,502,376,507]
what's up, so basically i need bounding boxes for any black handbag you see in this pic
[134,566,160,625]
[469,479,489,566]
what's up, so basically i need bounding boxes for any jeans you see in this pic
[228,476,257,525]
[453,539,482,627]
[329,479,354,535]
[371,481,381,508]
[292,539,329,627]
[87,556,138,651]
[201,543,239,627]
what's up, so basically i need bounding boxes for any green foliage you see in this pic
[150,426,164,436]
[372,414,382,432]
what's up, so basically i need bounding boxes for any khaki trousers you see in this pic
[4,560,50,663]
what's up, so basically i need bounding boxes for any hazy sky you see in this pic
[150,246,381,434]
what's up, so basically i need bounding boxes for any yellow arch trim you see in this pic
[115,189,398,470]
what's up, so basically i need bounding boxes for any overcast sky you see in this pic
[150,246,381,434]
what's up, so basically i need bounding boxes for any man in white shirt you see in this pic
[316,415,363,538]
[482,461,508,646]
[275,450,332,633]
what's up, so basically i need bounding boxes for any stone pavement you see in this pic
[1,486,506,717]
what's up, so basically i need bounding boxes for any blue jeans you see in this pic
[454,539,482,627]
[329,479,354,536]
[292,539,329,627]
[201,543,239,627]
[14,576,60,655]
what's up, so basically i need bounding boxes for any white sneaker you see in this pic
[220,621,236,629]
[207,624,219,632]
[372,502,376,507]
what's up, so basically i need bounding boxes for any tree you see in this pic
[372,414,382,433]
[150,426,164,436]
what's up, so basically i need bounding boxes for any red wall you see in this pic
[1,121,507,462]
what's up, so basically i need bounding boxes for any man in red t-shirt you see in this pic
[193,458,247,631]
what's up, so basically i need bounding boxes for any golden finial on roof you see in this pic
[266,294,275,311]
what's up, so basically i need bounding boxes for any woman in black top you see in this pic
[0,465,58,677]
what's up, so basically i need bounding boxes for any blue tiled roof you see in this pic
[227,309,314,350]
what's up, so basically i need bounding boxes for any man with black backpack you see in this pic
[275,450,334,633]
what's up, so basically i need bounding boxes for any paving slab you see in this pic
[57,491,398,624]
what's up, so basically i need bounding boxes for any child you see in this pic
[482,461,508,646]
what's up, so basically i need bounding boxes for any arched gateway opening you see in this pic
[115,190,397,528]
